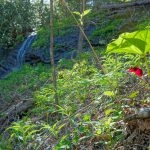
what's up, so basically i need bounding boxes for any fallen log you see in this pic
[0,100,34,133]
[124,108,150,122]
[101,0,150,10]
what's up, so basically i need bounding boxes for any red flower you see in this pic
[128,67,143,77]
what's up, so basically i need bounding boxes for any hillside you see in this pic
[0,0,150,150]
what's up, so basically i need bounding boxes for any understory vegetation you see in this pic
[0,50,149,149]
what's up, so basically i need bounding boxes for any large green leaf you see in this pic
[107,28,150,55]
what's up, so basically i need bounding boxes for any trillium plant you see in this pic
[107,27,150,78]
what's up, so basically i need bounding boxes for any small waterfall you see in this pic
[0,32,36,79]
[17,33,36,68]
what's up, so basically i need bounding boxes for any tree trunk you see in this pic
[77,0,86,54]
[50,0,58,105]
[40,0,44,25]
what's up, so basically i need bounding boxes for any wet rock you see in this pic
[26,25,96,64]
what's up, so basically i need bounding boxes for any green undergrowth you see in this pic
[89,7,150,43]
[91,19,123,40]
[1,50,146,149]
[0,64,51,103]
[32,26,50,48]
[136,18,150,30]
[32,17,75,48]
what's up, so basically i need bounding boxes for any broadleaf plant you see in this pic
[73,9,91,26]
[107,27,150,77]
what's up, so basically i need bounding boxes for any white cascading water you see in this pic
[0,32,36,79]
[17,32,36,68]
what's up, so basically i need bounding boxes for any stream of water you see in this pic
[17,33,36,68]
[0,33,36,79]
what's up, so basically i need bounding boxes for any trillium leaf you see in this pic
[107,28,150,55]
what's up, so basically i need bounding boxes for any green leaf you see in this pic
[107,28,150,55]
[105,118,112,126]
[73,11,81,16]
[9,133,15,141]
[79,126,85,133]
[82,9,91,16]
[58,123,66,130]
[83,114,91,121]
[60,135,68,142]
[103,91,114,97]
[96,130,102,135]
[129,91,139,98]
[25,130,39,141]
[105,109,115,116]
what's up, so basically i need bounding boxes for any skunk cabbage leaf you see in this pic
[107,28,150,55]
